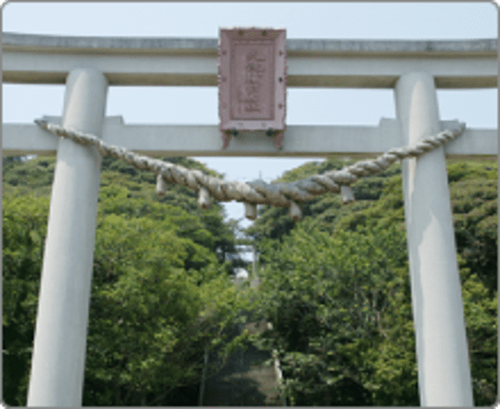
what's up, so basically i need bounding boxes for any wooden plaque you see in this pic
[218,28,286,149]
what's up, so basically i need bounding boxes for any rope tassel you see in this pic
[341,185,355,204]
[198,187,211,210]
[289,201,302,221]
[245,203,257,220]
[156,174,168,197]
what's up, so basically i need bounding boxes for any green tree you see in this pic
[3,192,50,405]
[252,222,411,406]
[249,159,497,406]
[3,155,250,406]
[84,213,249,405]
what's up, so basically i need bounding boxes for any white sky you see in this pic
[2,2,498,229]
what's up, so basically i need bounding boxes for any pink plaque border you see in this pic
[218,28,287,148]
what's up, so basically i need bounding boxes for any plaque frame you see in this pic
[218,28,287,149]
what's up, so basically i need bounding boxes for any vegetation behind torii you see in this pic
[246,158,497,406]
[2,155,497,406]
[2,156,250,406]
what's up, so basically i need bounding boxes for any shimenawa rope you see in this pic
[34,119,465,221]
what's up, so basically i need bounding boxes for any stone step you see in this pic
[201,322,282,406]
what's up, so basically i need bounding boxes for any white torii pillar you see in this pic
[395,72,473,406]
[27,68,108,406]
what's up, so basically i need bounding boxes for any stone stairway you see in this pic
[201,320,282,406]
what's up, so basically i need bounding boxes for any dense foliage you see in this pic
[3,154,497,406]
[247,159,497,406]
[3,156,249,406]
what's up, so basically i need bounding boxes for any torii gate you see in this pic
[3,32,497,407]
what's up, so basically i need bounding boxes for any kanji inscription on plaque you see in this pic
[218,28,287,149]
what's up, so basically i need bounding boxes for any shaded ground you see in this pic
[202,321,281,406]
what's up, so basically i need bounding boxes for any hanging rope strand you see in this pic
[35,119,465,220]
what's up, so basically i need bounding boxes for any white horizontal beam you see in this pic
[3,117,497,159]
[2,33,497,89]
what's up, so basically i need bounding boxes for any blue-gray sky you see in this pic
[2,2,497,228]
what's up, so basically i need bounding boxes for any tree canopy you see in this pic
[247,158,497,406]
[3,154,497,406]
[3,155,250,406]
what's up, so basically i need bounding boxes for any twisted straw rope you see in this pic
[35,119,465,220]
